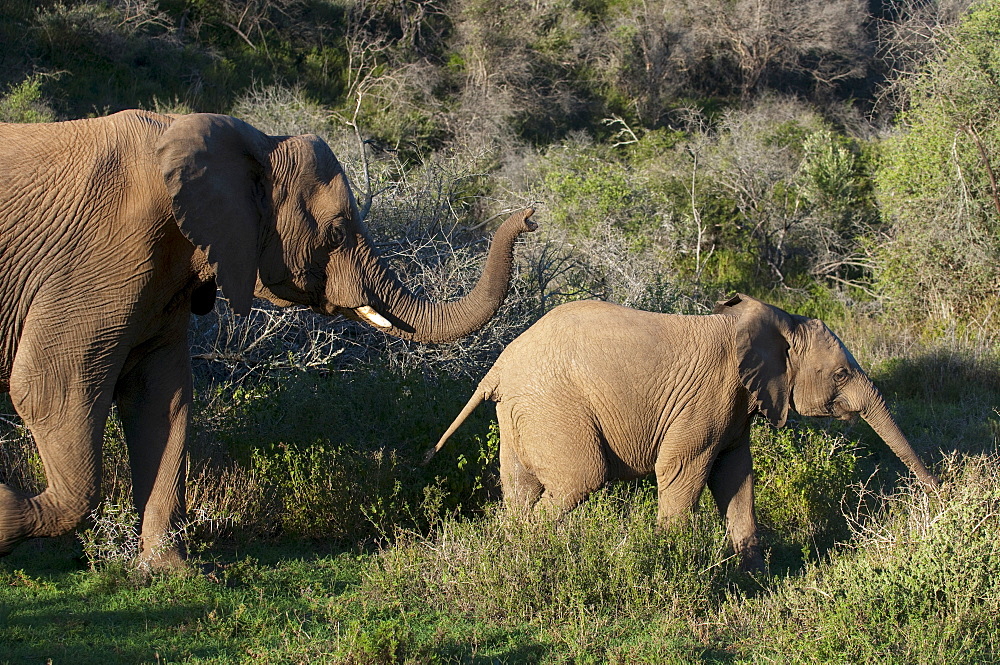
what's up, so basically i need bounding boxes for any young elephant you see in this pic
[425,294,938,570]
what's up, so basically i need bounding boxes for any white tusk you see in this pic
[356,305,392,328]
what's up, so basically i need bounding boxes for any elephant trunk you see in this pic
[856,378,939,491]
[361,209,536,344]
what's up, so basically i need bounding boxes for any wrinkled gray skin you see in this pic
[426,295,937,571]
[0,110,537,568]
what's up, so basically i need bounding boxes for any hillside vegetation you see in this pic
[1,0,999,662]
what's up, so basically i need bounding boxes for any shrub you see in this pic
[537,137,667,238]
[751,421,860,565]
[0,399,46,496]
[78,501,139,568]
[728,453,1000,663]
[187,367,502,545]
[230,83,338,138]
[873,2,1000,325]
[0,74,57,123]
[363,483,736,629]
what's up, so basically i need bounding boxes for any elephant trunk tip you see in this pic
[502,208,538,234]
[421,445,440,466]
[857,394,939,495]
[918,471,941,493]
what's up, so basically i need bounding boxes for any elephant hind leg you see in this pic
[500,439,543,511]
[4,320,112,553]
[496,405,607,519]
[0,479,101,555]
[527,427,606,520]
[0,439,102,554]
[0,485,32,555]
[533,484,596,520]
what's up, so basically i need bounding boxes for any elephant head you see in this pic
[156,113,536,342]
[715,294,939,490]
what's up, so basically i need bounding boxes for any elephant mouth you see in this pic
[830,399,858,422]
[354,305,392,328]
[791,392,857,422]
[314,304,393,329]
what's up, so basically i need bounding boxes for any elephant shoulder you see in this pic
[106,110,174,143]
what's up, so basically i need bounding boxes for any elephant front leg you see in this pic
[707,440,762,572]
[115,342,191,570]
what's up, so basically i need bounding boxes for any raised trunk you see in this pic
[858,381,939,491]
[362,209,536,344]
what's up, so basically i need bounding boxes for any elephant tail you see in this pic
[422,380,494,465]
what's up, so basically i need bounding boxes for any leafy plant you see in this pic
[364,483,737,629]
[874,1,1000,324]
[729,454,1000,663]
[0,74,56,123]
[752,420,860,563]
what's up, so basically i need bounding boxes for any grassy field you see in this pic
[1,326,998,664]
[2,3,1000,662]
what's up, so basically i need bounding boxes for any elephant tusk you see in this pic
[356,305,392,329]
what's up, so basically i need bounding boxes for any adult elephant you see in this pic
[425,295,937,571]
[0,110,536,567]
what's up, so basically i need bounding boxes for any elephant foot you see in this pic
[138,534,187,572]
[0,484,31,556]
[139,547,187,572]
[737,544,765,574]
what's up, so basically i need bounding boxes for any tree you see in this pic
[689,0,871,97]
[875,1,1000,323]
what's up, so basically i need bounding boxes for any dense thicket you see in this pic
[5,0,994,313]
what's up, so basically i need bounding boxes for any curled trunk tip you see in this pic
[367,207,538,344]
[505,207,538,233]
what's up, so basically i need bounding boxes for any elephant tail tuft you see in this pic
[422,380,493,465]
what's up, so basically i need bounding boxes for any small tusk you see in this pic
[356,305,392,328]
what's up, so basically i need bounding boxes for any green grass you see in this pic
[2,327,998,663]
[1,341,996,663]
[0,539,368,664]
[2,0,999,660]
[5,451,999,663]
[0,0,349,120]
[185,366,503,546]
[725,454,1000,664]
[0,503,731,664]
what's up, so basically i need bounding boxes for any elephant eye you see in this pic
[323,223,347,250]
[833,367,850,384]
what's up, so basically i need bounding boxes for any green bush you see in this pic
[751,421,860,564]
[0,75,57,123]
[364,483,736,631]
[874,2,1000,324]
[729,454,1000,663]
[188,365,501,544]
[4,0,348,119]
[532,136,676,241]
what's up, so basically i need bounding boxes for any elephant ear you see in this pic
[156,114,274,316]
[715,294,796,427]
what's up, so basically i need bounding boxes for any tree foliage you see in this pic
[875,1,1000,323]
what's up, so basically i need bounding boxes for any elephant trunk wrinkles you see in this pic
[857,378,939,490]
[364,209,536,344]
